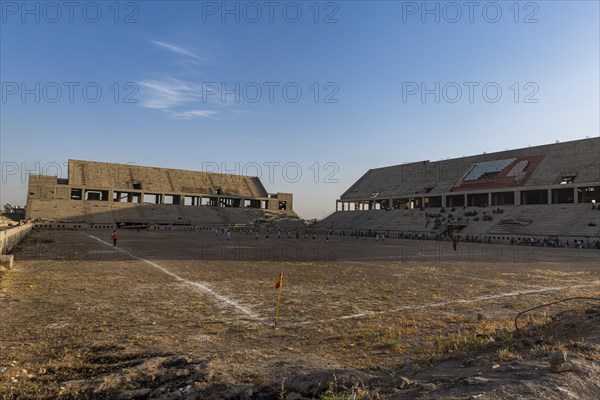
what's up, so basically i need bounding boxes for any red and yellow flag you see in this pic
[275,271,284,324]
[275,271,283,289]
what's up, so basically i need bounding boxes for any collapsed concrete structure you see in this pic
[319,138,600,243]
[26,160,299,228]
[335,138,600,211]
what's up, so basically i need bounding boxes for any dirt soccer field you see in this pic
[1,229,599,399]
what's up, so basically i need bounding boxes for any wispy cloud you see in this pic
[137,78,202,110]
[137,78,225,119]
[137,77,243,111]
[169,110,219,119]
[138,39,252,119]
[150,40,204,62]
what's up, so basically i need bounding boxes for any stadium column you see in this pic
[547,189,552,204]
[488,193,492,207]
[514,189,521,206]
[573,187,579,203]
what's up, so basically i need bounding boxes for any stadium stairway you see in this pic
[317,204,600,240]
[457,207,516,238]
[316,209,440,234]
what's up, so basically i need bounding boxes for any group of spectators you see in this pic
[461,235,492,244]
[424,207,502,225]
[424,214,447,230]
[211,226,334,241]
[393,232,444,241]
[509,236,589,249]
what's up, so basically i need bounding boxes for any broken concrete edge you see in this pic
[0,222,34,268]
[0,254,14,269]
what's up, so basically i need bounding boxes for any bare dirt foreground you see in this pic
[1,229,599,399]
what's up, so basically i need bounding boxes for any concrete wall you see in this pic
[67,159,270,198]
[268,192,294,211]
[0,222,33,254]
[26,160,296,224]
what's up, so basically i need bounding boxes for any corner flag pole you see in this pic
[275,271,283,325]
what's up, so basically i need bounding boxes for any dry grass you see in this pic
[1,229,599,398]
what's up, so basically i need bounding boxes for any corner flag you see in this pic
[275,271,283,289]
[275,271,283,324]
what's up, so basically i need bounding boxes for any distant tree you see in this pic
[3,203,13,213]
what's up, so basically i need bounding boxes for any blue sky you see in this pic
[1,0,599,218]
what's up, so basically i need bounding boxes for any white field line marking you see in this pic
[292,281,600,326]
[341,256,407,261]
[341,253,452,260]
[340,251,444,261]
[344,260,499,284]
[88,235,264,322]
[442,273,499,284]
